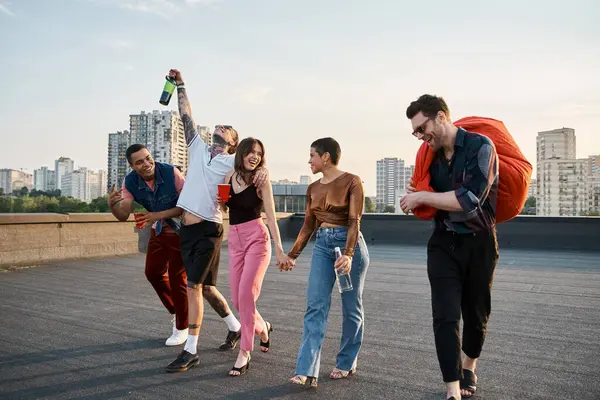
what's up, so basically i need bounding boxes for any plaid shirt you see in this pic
[429,128,499,233]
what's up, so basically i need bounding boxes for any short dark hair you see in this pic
[126,144,147,164]
[311,137,341,165]
[406,94,450,120]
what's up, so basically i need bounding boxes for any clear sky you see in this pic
[1,0,598,196]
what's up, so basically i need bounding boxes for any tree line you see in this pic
[0,187,146,214]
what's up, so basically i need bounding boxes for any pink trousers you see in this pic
[227,218,272,351]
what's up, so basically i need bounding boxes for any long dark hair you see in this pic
[234,137,265,186]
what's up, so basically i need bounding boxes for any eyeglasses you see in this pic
[412,118,431,137]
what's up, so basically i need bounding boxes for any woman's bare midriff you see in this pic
[320,222,345,228]
[183,211,204,226]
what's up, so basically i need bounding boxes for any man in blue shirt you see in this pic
[108,144,188,347]
[401,95,499,400]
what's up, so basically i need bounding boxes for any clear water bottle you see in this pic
[334,247,353,293]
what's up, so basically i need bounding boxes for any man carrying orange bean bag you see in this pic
[407,115,531,222]
[399,94,530,400]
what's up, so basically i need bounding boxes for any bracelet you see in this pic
[176,83,185,89]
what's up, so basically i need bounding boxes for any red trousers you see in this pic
[145,229,188,330]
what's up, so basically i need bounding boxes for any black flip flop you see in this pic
[460,369,477,398]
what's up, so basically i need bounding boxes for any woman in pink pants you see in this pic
[221,137,289,376]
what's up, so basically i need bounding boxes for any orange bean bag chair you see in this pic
[410,116,532,223]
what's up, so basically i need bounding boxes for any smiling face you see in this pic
[243,143,263,171]
[234,138,265,179]
[213,125,239,154]
[128,148,155,180]
[213,125,234,146]
[410,111,444,152]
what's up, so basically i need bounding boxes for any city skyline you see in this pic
[0,156,107,203]
[2,124,599,199]
[1,0,599,196]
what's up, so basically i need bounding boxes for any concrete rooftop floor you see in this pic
[1,243,599,399]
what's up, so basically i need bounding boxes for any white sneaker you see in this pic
[166,328,188,346]
[165,315,188,346]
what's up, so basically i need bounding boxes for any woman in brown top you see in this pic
[283,137,370,388]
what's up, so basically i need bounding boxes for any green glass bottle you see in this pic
[159,76,177,106]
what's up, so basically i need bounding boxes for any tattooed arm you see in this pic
[168,69,201,147]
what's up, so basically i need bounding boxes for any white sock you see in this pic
[184,334,199,354]
[223,313,241,332]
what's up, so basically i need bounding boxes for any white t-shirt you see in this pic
[177,133,234,224]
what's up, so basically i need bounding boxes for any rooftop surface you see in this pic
[1,243,599,399]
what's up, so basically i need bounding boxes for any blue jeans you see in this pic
[295,227,370,377]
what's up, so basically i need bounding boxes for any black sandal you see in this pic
[260,322,273,352]
[229,355,251,377]
[460,369,477,398]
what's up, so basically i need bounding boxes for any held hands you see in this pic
[334,254,352,275]
[276,253,296,271]
[107,184,123,208]
[168,69,184,85]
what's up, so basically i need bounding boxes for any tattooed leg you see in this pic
[202,285,231,318]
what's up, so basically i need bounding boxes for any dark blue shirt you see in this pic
[124,162,181,235]
[429,128,499,233]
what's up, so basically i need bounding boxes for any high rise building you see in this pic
[107,130,131,190]
[536,129,597,216]
[61,168,107,202]
[404,165,415,189]
[536,128,576,163]
[586,155,600,215]
[588,155,600,176]
[55,157,74,194]
[107,111,189,189]
[61,169,87,201]
[129,111,187,173]
[34,167,56,191]
[0,169,33,194]
[376,158,414,212]
[538,158,588,216]
[528,178,537,199]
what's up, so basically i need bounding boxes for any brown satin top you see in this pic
[288,172,364,258]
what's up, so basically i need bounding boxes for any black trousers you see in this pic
[427,229,499,382]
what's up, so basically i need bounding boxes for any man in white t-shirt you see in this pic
[165,69,268,373]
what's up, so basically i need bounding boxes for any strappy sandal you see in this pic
[329,367,357,379]
[290,374,318,388]
[460,369,477,398]
[260,321,273,353]
[228,355,251,377]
